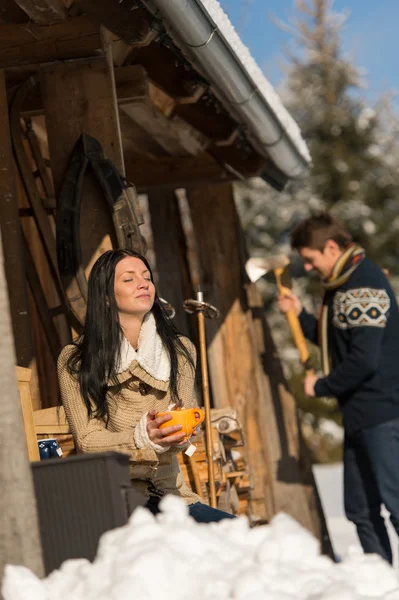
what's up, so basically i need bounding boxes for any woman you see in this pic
[58,249,234,523]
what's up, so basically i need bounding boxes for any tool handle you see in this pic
[277,282,315,377]
[285,309,315,376]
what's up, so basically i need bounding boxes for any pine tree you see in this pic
[284,0,399,270]
[235,0,399,461]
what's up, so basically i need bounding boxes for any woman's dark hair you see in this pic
[291,212,353,251]
[66,249,195,423]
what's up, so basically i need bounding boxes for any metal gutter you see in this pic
[147,0,311,180]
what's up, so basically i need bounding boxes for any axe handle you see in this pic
[278,283,315,377]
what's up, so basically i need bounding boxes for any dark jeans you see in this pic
[146,496,235,523]
[344,417,399,564]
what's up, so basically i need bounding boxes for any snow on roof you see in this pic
[199,0,311,164]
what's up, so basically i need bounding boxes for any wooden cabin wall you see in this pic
[186,182,327,541]
[0,70,55,409]
[186,182,273,523]
[0,54,126,410]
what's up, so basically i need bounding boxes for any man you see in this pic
[278,212,399,563]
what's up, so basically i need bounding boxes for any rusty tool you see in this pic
[183,288,219,508]
[246,255,314,376]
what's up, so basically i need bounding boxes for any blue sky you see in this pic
[218,0,399,106]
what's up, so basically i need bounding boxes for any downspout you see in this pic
[147,0,310,180]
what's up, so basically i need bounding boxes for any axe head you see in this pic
[245,255,290,283]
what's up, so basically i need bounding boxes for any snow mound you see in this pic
[3,495,399,600]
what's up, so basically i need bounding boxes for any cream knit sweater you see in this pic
[57,316,201,505]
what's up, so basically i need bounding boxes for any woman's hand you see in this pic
[146,409,186,447]
[276,292,302,316]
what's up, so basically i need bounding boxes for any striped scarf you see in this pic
[319,244,366,375]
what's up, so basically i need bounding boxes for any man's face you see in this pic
[299,241,342,280]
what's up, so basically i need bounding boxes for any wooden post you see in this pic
[187,183,329,544]
[40,57,124,279]
[0,226,44,581]
[147,190,192,336]
[0,70,32,367]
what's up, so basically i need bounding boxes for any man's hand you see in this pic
[303,374,320,397]
[276,292,303,316]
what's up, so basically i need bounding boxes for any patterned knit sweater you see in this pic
[57,319,201,505]
[299,257,399,435]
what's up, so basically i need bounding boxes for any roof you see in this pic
[149,0,311,183]
[200,0,311,164]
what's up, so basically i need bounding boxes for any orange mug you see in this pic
[156,407,205,442]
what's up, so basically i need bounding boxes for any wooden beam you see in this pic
[0,16,102,68]
[74,0,157,46]
[0,69,33,367]
[13,0,67,24]
[0,0,29,24]
[18,64,176,119]
[124,153,233,191]
[131,42,208,102]
[121,101,206,157]
[41,57,124,282]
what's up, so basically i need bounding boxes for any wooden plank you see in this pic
[124,152,233,191]
[13,0,66,24]
[0,69,33,367]
[16,365,31,382]
[0,16,102,68]
[18,375,40,461]
[23,231,62,362]
[41,57,124,283]
[33,405,69,434]
[74,1,156,46]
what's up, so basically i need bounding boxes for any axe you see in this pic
[246,255,315,377]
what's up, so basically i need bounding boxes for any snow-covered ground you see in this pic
[313,463,399,568]
[3,494,399,600]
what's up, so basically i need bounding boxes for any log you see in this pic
[0,16,102,68]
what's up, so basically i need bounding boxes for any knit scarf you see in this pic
[318,244,366,375]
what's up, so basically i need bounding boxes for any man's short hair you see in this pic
[290,212,353,251]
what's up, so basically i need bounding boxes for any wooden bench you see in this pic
[17,365,75,461]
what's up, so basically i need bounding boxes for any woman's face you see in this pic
[114,256,155,319]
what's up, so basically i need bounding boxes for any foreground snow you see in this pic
[3,496,399,600]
